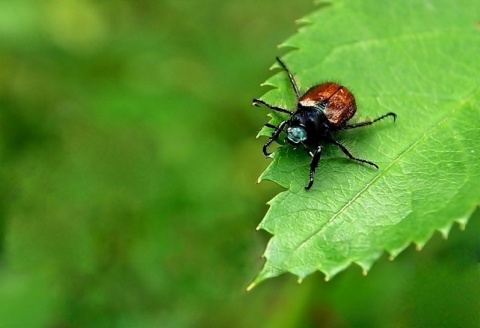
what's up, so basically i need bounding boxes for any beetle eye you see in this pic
[287,126,307,144]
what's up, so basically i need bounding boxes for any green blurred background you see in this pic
[0,1,478,327]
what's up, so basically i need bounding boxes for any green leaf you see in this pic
[249,0,480,289]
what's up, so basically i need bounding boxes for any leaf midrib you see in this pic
[280,89,477,266]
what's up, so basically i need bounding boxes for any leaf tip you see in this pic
[388,243,409,260]
[355,258,376,277]
[354,261,371,277]
[438,223,452,239]
[245,281,257,292]
[246,274,264,292]
[247,263,284,290]
[388,249,401,261]
[458,221,467,231]
[456,210,473,229]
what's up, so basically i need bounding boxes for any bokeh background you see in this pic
[0,1,478,327]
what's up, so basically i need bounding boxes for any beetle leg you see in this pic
[306,146,322,190]
[263,120,288,156]
[326,137,379,169]
[342,112,397,130]
[301,144,314,157]
[253,99,294,115]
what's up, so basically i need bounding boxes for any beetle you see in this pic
[253,57,397,190]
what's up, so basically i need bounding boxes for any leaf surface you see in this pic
[250,0,480,289]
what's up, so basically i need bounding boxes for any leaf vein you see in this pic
[285,90,478,262]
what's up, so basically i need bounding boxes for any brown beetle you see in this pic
[253,57,396,190]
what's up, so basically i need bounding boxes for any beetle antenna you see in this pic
[252,98,294,115]
[276,57,300,99]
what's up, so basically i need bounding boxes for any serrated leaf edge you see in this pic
[250,83,479,290]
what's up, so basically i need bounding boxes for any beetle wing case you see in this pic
[299,83,356,127]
